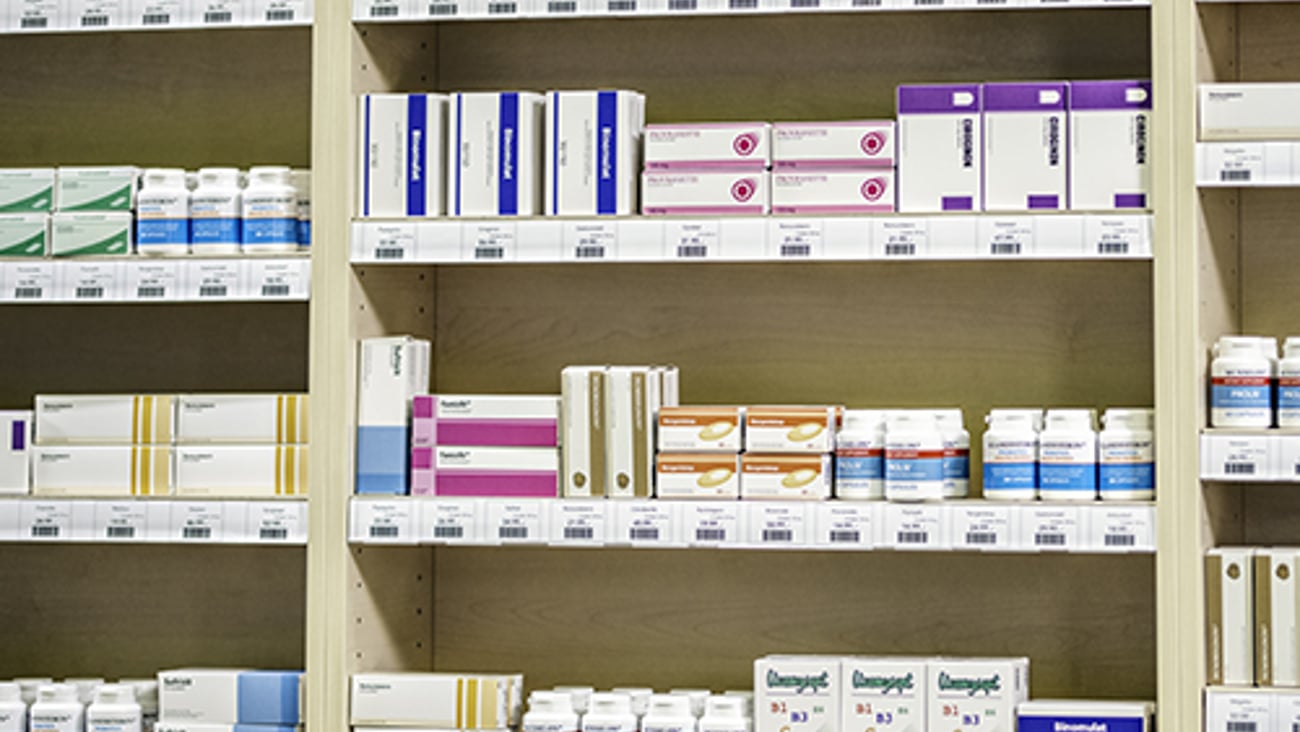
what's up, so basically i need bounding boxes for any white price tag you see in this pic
[248,259,309,300]
[464,222,517,262]
[667,220,720,260]
[248,502,306,543]
[22,501,72,541]
[769,220,823,259]
[745,503,811,547]
[252,0,305,22]
[196,0,244,24]
[128,261,181,301]
[363,222,416,262]
[132,0,182,24]
[884,504,946,550]
[68,0,124,28]
[60,261,124,302]
[725,0,760,10]
[949,503,1012,551]
[614,501,679,546]
[873,219,929,257]
[220,502,251,542]
[422,498,482,543]
[172,502,225,542]
[1019,505,1082,551]
[418,221,463,262]
[563,222,617,261]
[15,0,60,29]
[1086,216,1148,257]
[978,217,1034,257]
[1202,433,1275,481]
[423,0,463,16]
[0,502,19,541]
[542,0,580,14]
[815,502,877,549]
[6,261,57,302]
[549,501,610,545]
[357,0,405,18]
[1276,435,1300,482]
[1088,504,1154,552]
[683,502,741,546]
[95,501,150,542]
[186,260,244,301]
[482,0,523,16]
[352,500,414,543]
[485,499,546,544]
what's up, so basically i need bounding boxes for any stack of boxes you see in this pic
[0,168,55,256]
[740,407,837,500]
[350,671,522,730]
[156,669,302,732]
[410,394,561,497]
[640,122,772,216]
[355,336,431,494]
[53,167,138,256]
[172,395,309,498]
[654,406,744,499]
[770,120,896,214]
[32,395,175,496]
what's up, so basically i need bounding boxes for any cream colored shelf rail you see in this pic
[0,257,309,303]
[1201,430,1300,482]
[0,498,307,543]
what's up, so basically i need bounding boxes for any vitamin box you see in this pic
[410,445,558,497]
[644,122,771,171]
[173,445,309,498]
[841,657,927,732]
[55,166,138,211]
[754,656,840,732]
[744,406,838,453]
[657,406,744,452]
[772,121,895,169]
[350,673,520,728]
[740,453,832,501]
[926,657,1027,732]
[655,453,741,499]
[412,394,559,448]
[641,171,770,216]
[771,170,895,215]
[175,394,309,445]
[32,445,172,497]
[35,394,175,445]
[1016,700,1153,732]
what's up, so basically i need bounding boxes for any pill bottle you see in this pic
[555,687,595,718]
[291,169,311,249]
[983,409,1042,500]
[525,691,579,732]
[1211,335,1275,427]
[834,409,887,500]
[720,692,752,720]
[66,679,104,706]
[611,688,653,728]
[190,167,243,255]
[583,693,637,732]
[932,408,970,499]
[0,683,25,732]
[884,411,944,502]
[699,697,749,732]
[30,684,82,732]
[136,168,190,256]
[87,685,140,732]
[1279,338,1300,428]
[15,681,52,707]
[116,681,155,732]
[1038,409,1098,501]
[667,691,710,720]
[242,166,299,253]
[1099,408,1155,501]
[643,695,696,732]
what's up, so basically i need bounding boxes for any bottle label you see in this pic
[1039,463,1097,491]
[0,709,24,732]
[191,218,241,245]
[1280,376,1300,423]
[1099,462,1154,491]
[836,447,884,483]
[242,218,297,245]
[884,451,944,482]
[983,461,1036,489]
[583,723,635,732]
[297,219,311,246]
[1211,376,1271,410]
[941,447,969,480]
[644,723,694,732]
[523,721,577,732]
[137,219,189,246]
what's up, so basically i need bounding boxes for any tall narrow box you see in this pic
[841,657,927,732]
[561,366,606,497]
[0,411,32,494]
[605,366,661,498]
[1255,547,1300,686]
[1069,80,1151,210]
[927,657,1028,732]
[1206,547,1256,686]
[356,336,430,495]
[357,93,448,218]
[897,84,982,213]
[545,90,645,216]
[448,92,544,217]
[982,81,1068,212]
[754,656,841,732]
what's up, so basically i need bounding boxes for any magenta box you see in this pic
[410,445,559,497]
[412,394,559,448]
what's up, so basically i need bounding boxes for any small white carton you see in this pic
[35,394,175,445]
[982,82,1068,212]
[641,171,770,216]
[545,90,645,216]
[740,453,832,501]
[350,673,519,728]
[0,169,54,213]
[158,669,248,723]
[561,365,607,497]
[1204,687,1273,732]
[358,93,449,218]
[55,166,138,211]
[897,84,982,213]
[448,92,544,217]
[0,411,32,494]
[1206,547,1257,686]
[605,365,661,498]
[356,336,431,495]
[926,657,1027,732]
[50,212,133,257]
[771,170,895,214]
[657,406,744,452]
[32,445,172,497]
[1200,83,1300,141]
[176,394,309,444]
[0,213,48,256]
[841,657,927,732]
[644,122,771,171]
[1254,547,1300,686]
[754,656,840,732]
[655,453,741,499]
[744,406,837,453]
[174,445,309,498]
[772,121,895,169]
[1070,80,1152,210]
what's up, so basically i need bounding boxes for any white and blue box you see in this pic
[1070,80,1152,210]
[983,81,1068,212]
[0,411,31,494]
[158,669,302,725]
[897,84,982,213]
[1017,700,1154,732]
[358,93,448,218]
[544,90,645,217]
[448,91,544,218]
[356,336,431,495]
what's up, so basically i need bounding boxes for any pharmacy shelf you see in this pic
[1201,430,1300,482]
[354,0,1147,22]
[1197,141,1300,187]
[0,257,309,303]
[349,496,1155,553]
[2,6,310,34]
[0,498,307,544]
[351,214,1152,264]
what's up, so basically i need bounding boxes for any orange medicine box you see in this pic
[657,406,743,453]
[740,453,832,501]
[656,453,740,499]
[744,406,839,453]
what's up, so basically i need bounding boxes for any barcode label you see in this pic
[830,530,860,543]
[374,247,405,260]
[669,0,697,8]
[370,3,399,13]
[369,525,399,538]
[488,2,517,11]
[885,243,916,256]
[1104,534,1136,547]
[575,245,605,259]
[183,526,213,539]
[499,525,529,539]
[137,286,166,298]
[261,284,291,297]
[260,527,289,540]
[781,244,812,257]
[204,10,233,21]
[433,525,463,538]
[106,526,135,538]
[1098,241,1129,254]
[31,525,59,538]
[990,242,1021,255]
[791,0,819,7]
[977,0,1007,4]
[730,0,758,8]
[563,526,594,540]
[898,531,929,544]
[915,0,944,6]
[1221,169,1252,182]
[199,285,228,297]
[15,287,42,299]
[696,528,726,541]
[81,14,110,25]
[76,286,104,299]
[763,529,793,543]
[142,12,169,22]
[429,3,457,13]
[1035,533,1066,546]
[21,16,48,27]
[548,0,576,10]
[1225,462,1256,475]
[475,246,505,259]
[1226,723,1256,732]
[853,0,883,6]
[966,532,998,545]
[677,245,708,258]
[266,8,294,19]
[608,0,635,7]
[630,527,659,541]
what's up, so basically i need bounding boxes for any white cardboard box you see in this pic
[1201,83,1300,141]
[926,657,1028,732]
[754,656,840,732]
[897,84,982,213]
[1255,548,1300,686]
[358,93,448,218]
[744,406,837,453]
[605,366,659,498]
[0,169,54,213]
[448,92,544,217]
[32,445,172,497]
[982,81,1068,212]
[35,394,175,445]
[356,336,430,495]
[350,673,518,728]
[1070,80,1152,210]
[657,406,744,453]
[0,213,49,257]
[174,445,309,498]
[176,394,309,444]
[55,166,138,212]
[772,121,895,169]
[740,453,832,501]
[1206,547,1257,686]
[641,171,770,216]
[50,212,133,257]
[840,657,927,732]
[1016,700,1153,732]
[771,171,895,214]
[655,453,741,499]
[644,122,770,171]
[544,90,645,216]
[561,366,606,498]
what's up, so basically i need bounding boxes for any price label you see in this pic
[253,0,305,22]
[60,261,123,302]
[745,503,810,547]
[549,501,610,545]
[949,504,1012,551]
[1020,505,1082,551]
[1086,216,1148,257]
[614,501,678,545]
[6,261,57,302]
[543,0,579,13]
[69,0,123,28]
[668,220,720,260]
[186,260,244,300]
[874,219,929,258]
[172,502,224,542]
[423,499,481,543]
[1277,435,1300,482]
[465,222,516,261]
[684,502,741,546]
[196,0,242,24]
[978,218,1034,257]
[1088,505,1154,552]
[885,504,945,550]
[485,500,546,544]
[563,222,617,261]
[364,222,416,262]
[423,0,462,16]
[352,500,413,543]
[133,0,181,25]
[95,501,150,542]
[128,261,181,301]
[16,0,60,29]
[1203,434,1274,481]
[248,502,306,543]
[769,220,823,259]
[357,0,404,18]
[248,259,309,300]
[22,501,72,541]
[483,0,523,16]
[815,503,876,548]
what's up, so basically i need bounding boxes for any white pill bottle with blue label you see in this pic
[136,168,190,256]
[1038,408,1098,501]
[87,685,141,732]
[242,166,299,253]
[835,409,887,500]
[190,168,243,255]
[1099,407,1155,501]
[982,408,1042,500]
[1279,337,1300,427]
[0,683,25,732]
[524,692,579,732]
[884,410,944,502]
[1211,335,1275,427]
[29,684,82,732]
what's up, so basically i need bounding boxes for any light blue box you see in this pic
[237,671,302,725]
[356,425,410,495]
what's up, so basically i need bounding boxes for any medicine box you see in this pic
[740,453,833,501]
[350,673,519,728]
[356,336,431,495]
[448,91,544,217]
[157,669,302,725]
[657,406,744,453]
[754,656,841,732]
[410,445,558,497]
[744,406,838,453]
[175,394,309,445]
[0,169,54,213]
[32,445,172,497]
[1255,548,1300,686]
[0,411,32,495]
[545,90,645,216]
[772,121,895,169]
[1206,547,1256,686]
[1016,700,1154,732]
[605,365,661,499]
[357,93,448,218]
[644,122,771,171]
[50,212,133,256]
[1070,80,1152,210]
[771,170,895,214]
[841,657,927,732]
[641,171,770,216]
[156,725,300,732]
[173,445,309,498]
[35,394,175,445]
[0,213,49,256]
[982,81,1068,212]
[55,166,139,211]
[1200,83,1300,141]
[897,84,982,213]
[655,453,741,499]
[1204,688,1273,732]
[926,657,1028,732]
[561,366,607,498]
[412,394,559,448]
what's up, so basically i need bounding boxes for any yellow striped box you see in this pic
[350,673,520,729]
[32,445,172,496]
[173,445,309,498]
[175,394,309,444]
[35,394,174,445]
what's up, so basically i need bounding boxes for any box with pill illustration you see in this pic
[656,453,741,499]
[744,406,838,453]
[740,453,832,501]
[658,406,744,453]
